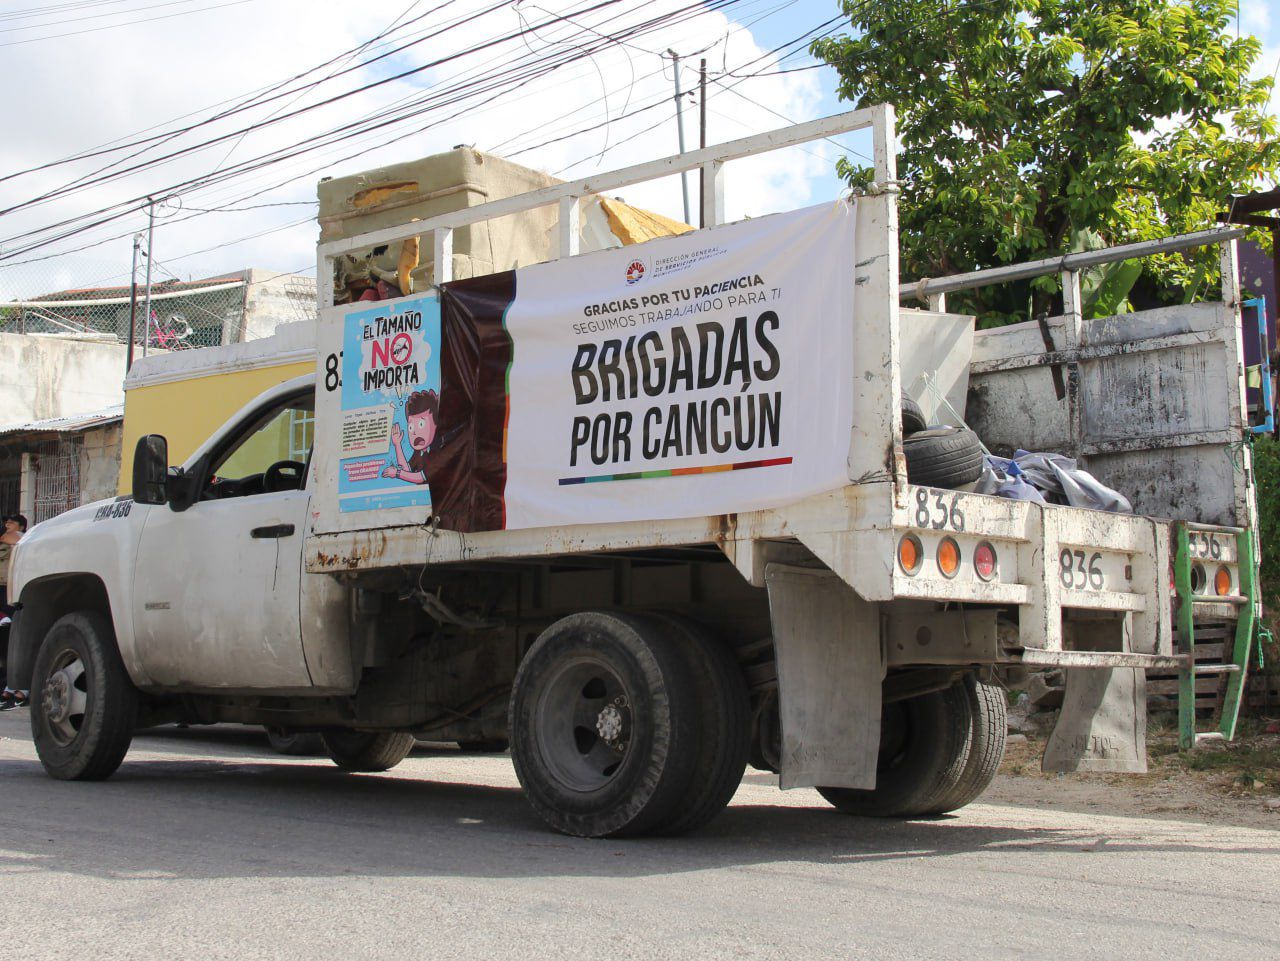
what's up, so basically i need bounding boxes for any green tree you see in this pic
[813,0,1279,324]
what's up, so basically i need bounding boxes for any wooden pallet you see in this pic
[1148,622,1280,715]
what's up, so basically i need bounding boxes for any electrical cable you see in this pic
[0,0,254,47]
[0,0,806,268]
[0,0,746,257]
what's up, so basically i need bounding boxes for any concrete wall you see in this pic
[79,423,122,505]
[0,332,128,428]
[238,270,315,343]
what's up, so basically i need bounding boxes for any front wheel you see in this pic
[321,730,415,772]
[265,727,325,756]
[30,611,138,781]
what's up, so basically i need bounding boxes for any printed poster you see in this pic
[318,201,858,532]
[500,200,857,530]
[335,293,442,513]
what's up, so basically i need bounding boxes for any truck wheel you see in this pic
[29,611,137,781]
[903,427,984,489]
[817,683,971,818]
[644,616,750,835]
[321,730,415,772]
[748,689,781,773]
[926,675,1008,814]
[265,727,325,756]
[509,611,699,838]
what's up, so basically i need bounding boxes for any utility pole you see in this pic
[126,232,142,372]
[667,49,692,225]
[699,57,707,228]
[141,196,156,357]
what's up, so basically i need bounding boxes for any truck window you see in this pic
[204,395,314,498]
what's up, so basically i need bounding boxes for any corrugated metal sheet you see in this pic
[0,404,123,437]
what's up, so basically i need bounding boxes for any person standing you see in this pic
[1,514,29,710]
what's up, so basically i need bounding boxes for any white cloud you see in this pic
[0,0,836,299]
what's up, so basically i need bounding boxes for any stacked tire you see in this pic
[900,394,984,490]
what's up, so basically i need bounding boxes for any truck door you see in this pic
[131,391,316,690]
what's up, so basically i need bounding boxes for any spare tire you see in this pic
[900,395,927,436]
[904,427,983,489]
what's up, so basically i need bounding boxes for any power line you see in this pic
[0,0,216,33]
[0,1,139,23]
[0,0,254,47]
[0,0,743,252]
[0,0,754,264]
[0,0,510,197]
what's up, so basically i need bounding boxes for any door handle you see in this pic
[250,524,295,539]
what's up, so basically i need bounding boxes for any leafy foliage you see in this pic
[1251,437,1280,605]
[813,0,1279,325]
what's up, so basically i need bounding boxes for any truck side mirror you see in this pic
[132,434,170,505]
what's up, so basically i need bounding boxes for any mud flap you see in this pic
[764,564,882,790]
[1043,619,1148,774]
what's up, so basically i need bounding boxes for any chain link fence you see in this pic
[0,259,316,350]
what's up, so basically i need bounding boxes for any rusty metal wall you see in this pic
[967,301,1249,526]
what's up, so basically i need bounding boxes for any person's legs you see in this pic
[0,588,26,710]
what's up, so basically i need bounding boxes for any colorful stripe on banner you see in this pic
[558,456,793,486]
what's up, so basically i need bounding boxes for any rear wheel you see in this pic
[643,616,750,835]
[321,730,415,772]
[509,611,699,838]
[926,675,1007,814]
[817,683,971,817]
[30,611,137,781]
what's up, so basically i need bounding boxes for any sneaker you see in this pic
[0,690,25,711]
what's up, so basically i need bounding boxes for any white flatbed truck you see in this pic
[6,106,1259,837]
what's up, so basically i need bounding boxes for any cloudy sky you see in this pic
[0,0,1275,301]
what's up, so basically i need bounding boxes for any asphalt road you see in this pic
[1,710,1277,961]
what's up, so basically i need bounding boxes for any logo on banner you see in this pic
[624,259,646,285]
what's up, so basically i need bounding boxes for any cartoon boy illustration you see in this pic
[382,389,438,485]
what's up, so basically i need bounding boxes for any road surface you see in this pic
[1,711,1277,960]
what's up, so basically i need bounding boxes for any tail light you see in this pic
[1214,566,1232,596]
[1190,563,1207,594]
[937,537,961,579]
[973,542,998,581]
[898,534,923,575]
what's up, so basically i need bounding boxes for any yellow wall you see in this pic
[119,360,314,494]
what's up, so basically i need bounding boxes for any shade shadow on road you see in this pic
[2,740,1276,886]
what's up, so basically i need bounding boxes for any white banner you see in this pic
[502,200,857,530]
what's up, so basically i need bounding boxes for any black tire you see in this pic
[817,683,971,818]
[901,395,927,436]
[29,611,137,781]
[747,689,781,773]
[643,615,750,835]
[509,611,700,838]
[457,738,509,753]
[265,727,325,756]
[903,427,984,489]
[321,730,416,772]
[926,676,1007,814]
